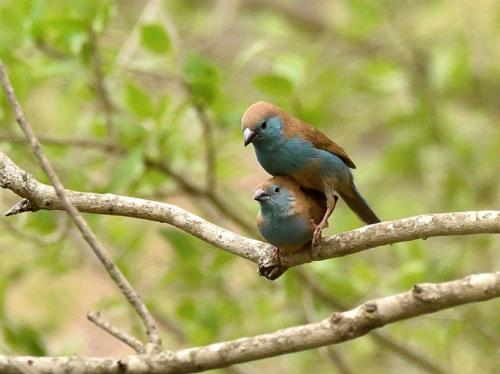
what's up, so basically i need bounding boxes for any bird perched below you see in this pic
[254,176,330,279]
[243,101,380,245]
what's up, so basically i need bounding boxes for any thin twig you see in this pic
[0,61,162,350]
[192,101,217,193]
[240,0,326,33]
[0,133,121,153]
[88,28,117,143]
[87,311,145,353]
[149,307,187,345]
[0,213,69,247]
[114,0,163,68]
[162,9,218,194]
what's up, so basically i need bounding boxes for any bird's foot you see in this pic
[258,246,286,280]
[312,195,336,246]
[312,223,325,247]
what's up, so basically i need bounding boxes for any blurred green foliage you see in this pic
[0,0,499,373]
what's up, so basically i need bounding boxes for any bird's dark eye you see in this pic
[261,121,267,129]
[274,186,280,193]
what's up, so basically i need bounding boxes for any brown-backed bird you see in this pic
[243,101,380,244]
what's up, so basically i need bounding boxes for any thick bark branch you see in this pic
[1,151,499,276]
[296,270,446,374]
[0,272,498,373]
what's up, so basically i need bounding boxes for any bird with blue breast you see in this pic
[253,175,330,279]
[243,101,380,246]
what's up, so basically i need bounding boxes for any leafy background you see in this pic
[0,0,499,373]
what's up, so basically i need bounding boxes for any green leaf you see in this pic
[184,53,219,105]
[431,42,471,93]
[253,74,294,97]
[126,81,155,119]
[92,2,116,34]
[108,147,144,192]
[177,297,197,320]
[160,229,197,260]
[341,0,382,39]
[154,94,170,120]
[396,260,426,289]
[116,118,148,148]
[2,322,46,356]
[140,23,171,54]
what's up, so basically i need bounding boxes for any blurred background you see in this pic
[0,0,499,373]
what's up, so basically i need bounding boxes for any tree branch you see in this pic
[160,9,219,194]
[240,0,326,33]
[296,270,446,374]
[87,312,145,354]
[0,272,498,372]
[192,101,217,193]
[1,150,499,277]
[0,61,162,350]
[0,133,122,153]
[88,28,117,143]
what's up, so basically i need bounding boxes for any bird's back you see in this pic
[282,114,356,169]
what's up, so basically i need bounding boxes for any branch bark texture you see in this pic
[0,272,498,373]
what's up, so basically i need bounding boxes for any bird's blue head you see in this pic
[253,176,298,217]
[242,101,285,147]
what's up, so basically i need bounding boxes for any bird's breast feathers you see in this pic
[257,213,312,252]
[255,135,318,174]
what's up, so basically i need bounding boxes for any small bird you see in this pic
[243,101,380,244]
[254,176,328,259]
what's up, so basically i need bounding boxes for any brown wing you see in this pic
[303,188,328,225]
[284,116,356,169]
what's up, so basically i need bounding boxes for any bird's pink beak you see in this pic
[253,189,270,201]
[243,128,257,146]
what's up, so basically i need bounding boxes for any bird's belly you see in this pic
[259,216,312,253]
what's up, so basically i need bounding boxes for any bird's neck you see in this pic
[254,135,285,152]
[261,198,297,219]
